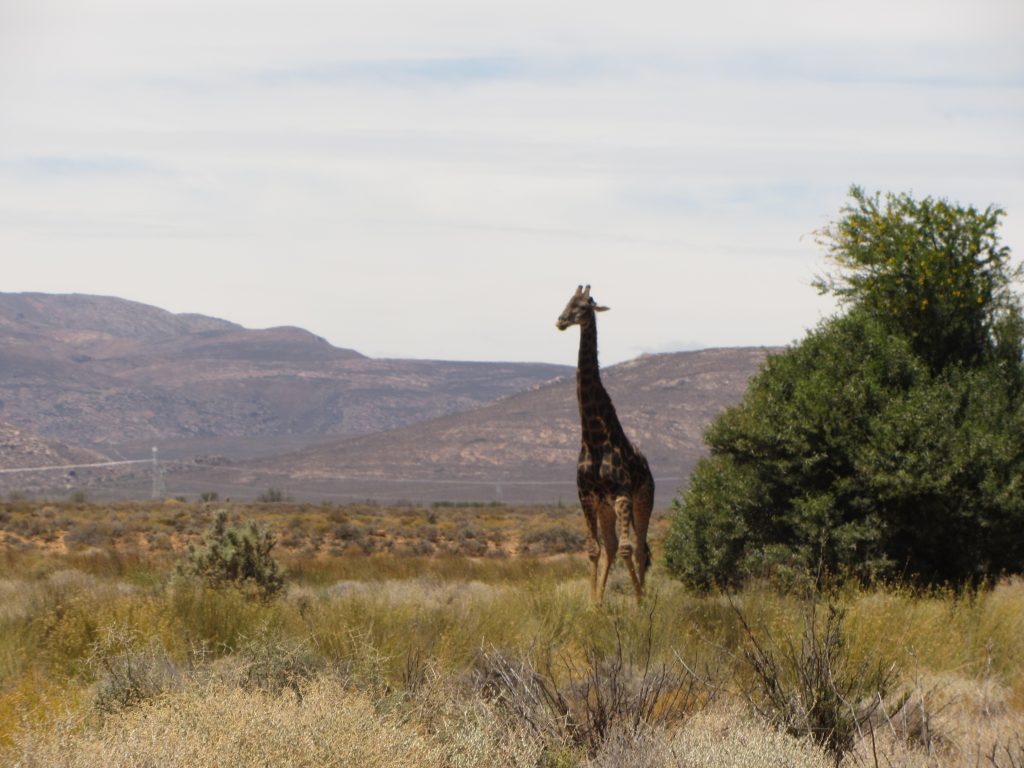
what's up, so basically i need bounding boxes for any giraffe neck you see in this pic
[576,314,623,446]
[577,314,601,390]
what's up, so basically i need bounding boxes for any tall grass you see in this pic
[1,504,1022,765]
[281,552,586,584]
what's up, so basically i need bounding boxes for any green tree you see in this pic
[814,186,1022,374]
[665,188,1024,589]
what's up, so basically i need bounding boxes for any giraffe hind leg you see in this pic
[614,495,643,603]
[631,478,655,591]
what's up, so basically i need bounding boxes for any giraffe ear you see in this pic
[594,304,610,312]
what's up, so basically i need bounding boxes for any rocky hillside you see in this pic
[0,422,108,470]
[0,293,570,455]
[0,292,776,506]
[191,347,774,507]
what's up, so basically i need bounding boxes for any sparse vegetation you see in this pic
[733,594,898,762]
[475,600,712,758]
[0,500,1021,765]
[257,487,288,503]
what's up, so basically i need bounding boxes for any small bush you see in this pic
[64,523,109,549]
[519,528,586,556]
[475,607,711,758]
[734,595,897,762]
[234,630,326,699]
[257,488,288,503]
[180,510,285,599]
[455,531,488,557]
[89,627,180,714]
[332,521,362,542]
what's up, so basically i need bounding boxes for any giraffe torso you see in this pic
[575,357,651,495]
[577,436,651,495]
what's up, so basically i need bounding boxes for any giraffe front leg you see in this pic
[586,537,601,601]
[580,494,602,601]
[595,502,617,604]
[614,495,643,603]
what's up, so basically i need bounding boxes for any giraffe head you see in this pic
[556,285,609,330]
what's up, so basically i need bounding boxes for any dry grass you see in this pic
[1,499,668,564]
[0,501,1021,766]
[12,678,451,768]
[10,677,839,768]
[660,705,832,768]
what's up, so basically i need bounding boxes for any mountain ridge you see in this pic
[199,346,775,507]
[0,291,571,451]
[0,292,774,505]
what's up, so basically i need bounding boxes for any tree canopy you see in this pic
[664,187,1024,589]
[815,187,1022,374]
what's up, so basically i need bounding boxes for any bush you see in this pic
[180,511,285,599]
[257,488,287,503]
[666,188,1024,589]
[233,629,325,699]
[518,528,586,556]
[475,604,711,759]
[733,595,897,761]
[89,627,181,714]
[65,522,111,549]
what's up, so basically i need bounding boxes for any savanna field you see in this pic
[0,499,1021,767]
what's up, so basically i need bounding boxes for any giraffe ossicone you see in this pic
[556,284,654,604]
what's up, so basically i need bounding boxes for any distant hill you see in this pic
[183,347,774,507]
[0,423,109,483]
[0,292,243,344]
[0,293,571,455]
[0,292,775,506]
[0,421,108,470]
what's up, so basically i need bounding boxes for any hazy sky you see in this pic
[2,0,1022,364]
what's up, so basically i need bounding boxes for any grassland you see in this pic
[0,499,1022,766]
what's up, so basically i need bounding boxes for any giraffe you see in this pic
[556,285,654,604]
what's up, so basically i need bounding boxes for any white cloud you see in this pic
[1,0,1022,363]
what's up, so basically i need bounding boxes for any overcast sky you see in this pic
[2,0,1022,364]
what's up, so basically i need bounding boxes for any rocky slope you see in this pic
[195,347,775,507]
[0,421,109,470]
[0,292,776,506]
[0,293,570,455]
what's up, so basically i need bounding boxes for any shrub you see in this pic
[666,188,1024,589]
[64,523,110,549]
[89,627,180,714]
[475,605,711,758]
[734,595,897,762]
[180,511,285,599]
[519,528,586,556]
[256,488,287,503]
[232,629,326,699]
